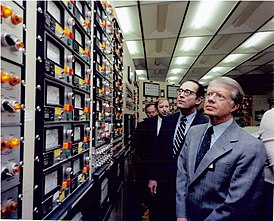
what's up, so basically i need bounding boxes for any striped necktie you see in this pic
[173,116,186,157]
[195,126,214,170]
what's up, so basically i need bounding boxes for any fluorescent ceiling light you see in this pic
[223,54,246,63]
[115,8,133,34]
[168,76,179,80]
[169,68,184,74]
[174,57,192,65]
[192,0,221,29]
[136,70,147,76]
[126,41,140,55]
[242,32,273,48]
[181,37,200,51]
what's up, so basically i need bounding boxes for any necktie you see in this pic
[173,116,186,157]
[195,126,214,170]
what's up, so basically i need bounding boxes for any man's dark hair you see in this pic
[145,103,156,113]
[188,79,205,98]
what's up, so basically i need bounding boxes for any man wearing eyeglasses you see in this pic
[148,80,208,221]
[176,77,266,221]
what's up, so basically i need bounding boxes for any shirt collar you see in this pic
[179,109,197,123]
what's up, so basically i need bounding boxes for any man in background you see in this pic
[258,107,274,221]
[176,77,266,221]
[148,80,208,221]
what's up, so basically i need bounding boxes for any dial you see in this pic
[74,94,82,109]
[74,127,81,141]
[45,129,59,151]
[44,170,58,195]
[47,1,61,24]
[46,85,60,105]
[75,61,82,77]
[47,41,60,65]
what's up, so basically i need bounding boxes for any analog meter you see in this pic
[74,126,82,142]
[47,1,61,24]
[47,40,61,65]
[74,93,83,109]
[75,27,83,46]
[45,128,60,151]
[46,85,60,105]
[44,170,58,195]
[76,1,83,15]
[74,61,83,78]
[73,158,81,175]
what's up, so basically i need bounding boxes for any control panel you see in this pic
[32,1,92,219]
[1,1,25,219]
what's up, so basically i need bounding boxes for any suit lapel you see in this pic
[190,121,240,184]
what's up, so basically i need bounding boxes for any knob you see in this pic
[67,92,74,100]
[7,200,17,212]
[67,18,75,26]
[11,14,23,25]
[9,75,21,86]
[66,129,73,138]
[65,167,72,176]
[67,55,75,62]
[1,168,13,179]
[1,5,13,18]
[1,71,11,83]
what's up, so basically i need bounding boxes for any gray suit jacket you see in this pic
[176,120,266,221]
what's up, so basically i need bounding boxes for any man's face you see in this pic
[204,83,239,123]
[157,100,170,116]
[176,81,202,110]
[146,105,158,118]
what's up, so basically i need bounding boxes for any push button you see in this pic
[11,14,22,25]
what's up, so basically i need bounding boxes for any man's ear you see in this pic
[231,103,240,113]
[195,96,204,106]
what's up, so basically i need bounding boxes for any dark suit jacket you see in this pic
[150,111,209,182]
[176,120,266,221]
[133,116,159,182]
[147,111,208,220]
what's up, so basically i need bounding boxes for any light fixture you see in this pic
[242,32,273,48]
[222,54,245,63]
[191,0,221,29]
[181,37,200,51]
[174,57,191,65]
[136,70,147,76]
[115,7,133,34]
[126,41,140,55]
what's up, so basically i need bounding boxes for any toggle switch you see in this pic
[11,40,24,52]
[2,100,22,112]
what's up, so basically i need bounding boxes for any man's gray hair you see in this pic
[208,76,244,105]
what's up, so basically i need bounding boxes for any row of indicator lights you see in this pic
[1,4,23,25]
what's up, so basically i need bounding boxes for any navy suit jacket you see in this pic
[150,111,209,182]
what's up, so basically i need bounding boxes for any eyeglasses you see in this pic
[177,88,196,96]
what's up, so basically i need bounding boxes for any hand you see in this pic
[177,218,188,221]
[148,180,157,195]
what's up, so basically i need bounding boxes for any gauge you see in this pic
[97,78,101,87]
[76,1,83,15]
[74,93,83,109]
[74,126,81,141]
[73,158,80,174]
[46,85,60,105]
[47,40,60,65]
[47,1,61,24]
[45,129,59,151]
[75,28,83,46]
[44,170,58,195]
[75,61,82,77]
